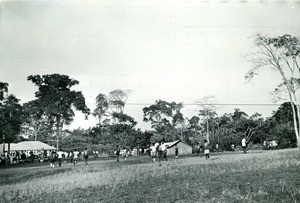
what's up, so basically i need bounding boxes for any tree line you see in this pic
[0,75,297,153]
[0,33,299,152]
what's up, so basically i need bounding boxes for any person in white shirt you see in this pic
[242,137,247,155]
[73,149,79,165]
[204,140,210,160]
[150,143,157,162]
[57,149,64,167]
[64,151,69,164]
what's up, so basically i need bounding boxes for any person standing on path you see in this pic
[150,143,157,162]
[157,141,163,166]
[84,148,89,165]
[242,137,247,155]
[175,144,179,159]
[57,148,64,167]
[204,140,210,160]
[50,151,57,168]
[161,140,168,162]
[73,149,79,165]
[116,145,121,162]
[69,151,73,163]
[215,142,219,153]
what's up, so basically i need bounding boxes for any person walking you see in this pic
[122,147,128,160]
[57,148,64,167]
[157,141,163,166]
[50,151,57,168]
[242,137,247,155]
[150,143,157,162]
[64,151,69,164]
[174,144,179,159]
[69,151,73,163]
[161,140,168,162]
[73,149,79,165]
[84,147,89,165]
[215,142,219,153]
[116,145,121,162]
[204,140,210,160]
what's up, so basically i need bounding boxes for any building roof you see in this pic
[0,143,17,153]
[10,141,56,151]
[165,140,181,148]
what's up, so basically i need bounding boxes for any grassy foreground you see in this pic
[0,149,300,203]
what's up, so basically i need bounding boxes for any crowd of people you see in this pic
[49,147,92,168]
[0,147,100,168]
[116,140,177,166]
[1,136,262,168]
[0,150,46,166]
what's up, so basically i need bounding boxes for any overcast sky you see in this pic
[1,0,300,130]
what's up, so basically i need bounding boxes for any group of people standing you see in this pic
[115,146,129,162]
[114,136,250,166]
[197,139,211,160]
[149,140,179,166]
[49,147,89,168]
[198,136,249,159]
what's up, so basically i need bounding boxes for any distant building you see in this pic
[0,141,56,154]
[0,143,17,154]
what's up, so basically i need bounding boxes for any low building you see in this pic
[0,141,56,154]
[0,143,17,154]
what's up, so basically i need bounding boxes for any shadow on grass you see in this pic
[0,167,73,186]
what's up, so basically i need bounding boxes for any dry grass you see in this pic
[0,149,299,202]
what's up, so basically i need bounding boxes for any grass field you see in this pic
[0,149,300,203]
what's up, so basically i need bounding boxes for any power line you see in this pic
[87,102,281,106]
[126,103,281,106]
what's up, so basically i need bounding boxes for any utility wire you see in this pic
[87,102,281,106]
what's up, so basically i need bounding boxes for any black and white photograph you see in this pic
[0,0,299,202]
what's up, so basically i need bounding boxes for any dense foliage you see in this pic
[0,73,298,153]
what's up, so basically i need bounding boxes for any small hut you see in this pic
[165,140,192,156]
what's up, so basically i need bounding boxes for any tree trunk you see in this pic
[289,102,300,148]
[56,117,60,149]
[2,133,5,154]
[296,104,300,148]
[34,131,38,141]
[98,115,102,142]
[180,128,183,141]
[8,142,10,155]
[206,118,209,142]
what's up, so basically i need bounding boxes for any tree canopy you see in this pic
[27,74,90,148]
[246,34,300,147]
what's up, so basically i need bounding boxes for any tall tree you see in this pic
[186,116,203,145]
[93,93,109,126]
[22,100,52,142]
[143,100,184,141]
[0,94,23,152]
[27,74,90,148]
[108,89,132,114]
[0,82,9,102]
[246,34,300,147]
[105,113,137,147]
[272,102,297,125]
[93,93,109,140]
[0,82,9,153]
[231,108,248,121]
[196,96,218,141]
